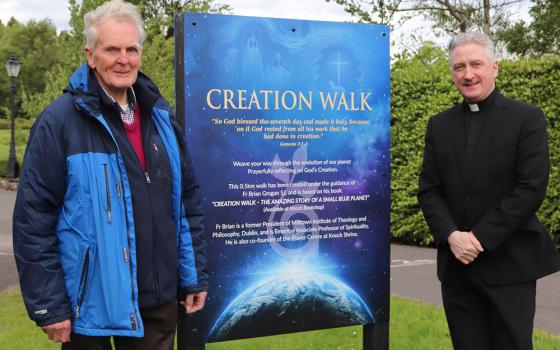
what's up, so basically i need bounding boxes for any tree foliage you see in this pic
[0,18,58,118]
[21,0,106,118]
[498,0,560,57]
[132,0,231,39]
[325,0,522,37]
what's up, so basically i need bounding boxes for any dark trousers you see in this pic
[442,270,536,350]
[61,300,177,350]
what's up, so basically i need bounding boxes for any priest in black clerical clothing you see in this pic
[418,32,560,350]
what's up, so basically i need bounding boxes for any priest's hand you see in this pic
[448,230,484,265]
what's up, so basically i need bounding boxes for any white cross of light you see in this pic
[329,52,348,86]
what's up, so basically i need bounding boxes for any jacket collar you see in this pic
[64,63,162,120]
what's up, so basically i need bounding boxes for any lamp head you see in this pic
[5,53,22,78]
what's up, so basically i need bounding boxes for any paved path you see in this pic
[0,189,15,255]
[1,189,558,334]
[0,189,18,292]
[391,244,560,335]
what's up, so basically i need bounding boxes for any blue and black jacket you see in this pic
[13,64,207,337]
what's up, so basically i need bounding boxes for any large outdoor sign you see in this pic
[176,12,390,344]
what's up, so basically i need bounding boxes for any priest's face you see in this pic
[450,42,498,103]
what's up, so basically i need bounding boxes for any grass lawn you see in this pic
[0,119,30,176]
[0,129,27,159]
[1,291,559,349]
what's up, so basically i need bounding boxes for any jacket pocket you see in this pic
[75,248,91,319]
[103,164,112,223]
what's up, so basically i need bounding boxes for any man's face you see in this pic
[85,19,141,95]
[450,42,498,103]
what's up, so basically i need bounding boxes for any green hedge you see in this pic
[391,53,560,248]
[0,118,34,130]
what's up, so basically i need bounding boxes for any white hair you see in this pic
[83,0,145,50]
[448,32,496,62]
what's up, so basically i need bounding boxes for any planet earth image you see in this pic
[209,271,374,341]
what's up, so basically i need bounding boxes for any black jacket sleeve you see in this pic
[171,116,208,296]
[472,107,550,251]
[13,109,72,326]
[418,117,458,247]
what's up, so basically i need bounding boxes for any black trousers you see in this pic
[61,300,177,350]
[442,270,536,350]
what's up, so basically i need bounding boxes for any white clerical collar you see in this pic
[468,104,480,112]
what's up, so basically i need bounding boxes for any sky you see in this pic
[0,0,532,53]
[0,0,354,31]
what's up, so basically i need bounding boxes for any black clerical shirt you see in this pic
[464,89,498,173]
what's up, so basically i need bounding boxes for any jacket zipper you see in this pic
[144,144,161,304]
[119,170,140,330]
[103,164,112,223]
[110,101,139,330]
[142,115,162,304]
[76,249,90,318]
[146,171,160,304]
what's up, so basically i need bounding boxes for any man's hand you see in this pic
[448,230,484,265]
[41,319,71,343]
[180,291,208,314]
[467,231,484,252]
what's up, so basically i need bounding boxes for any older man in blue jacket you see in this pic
[12,1,208,349]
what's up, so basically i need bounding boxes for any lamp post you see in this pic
[5,53,21,180]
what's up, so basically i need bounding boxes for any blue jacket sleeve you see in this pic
[171,118,208,296]
[13,109,72,326]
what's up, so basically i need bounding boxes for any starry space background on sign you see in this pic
[181,12,390,343]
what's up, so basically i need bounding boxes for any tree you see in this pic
[21,0,105,119]
[0,18,59,118]
[498,0,560,56]
[325,0,523,37]
[133,0,231,39]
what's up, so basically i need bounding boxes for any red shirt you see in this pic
[123,106,146,171]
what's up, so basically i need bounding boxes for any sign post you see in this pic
[175,13,391,349]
